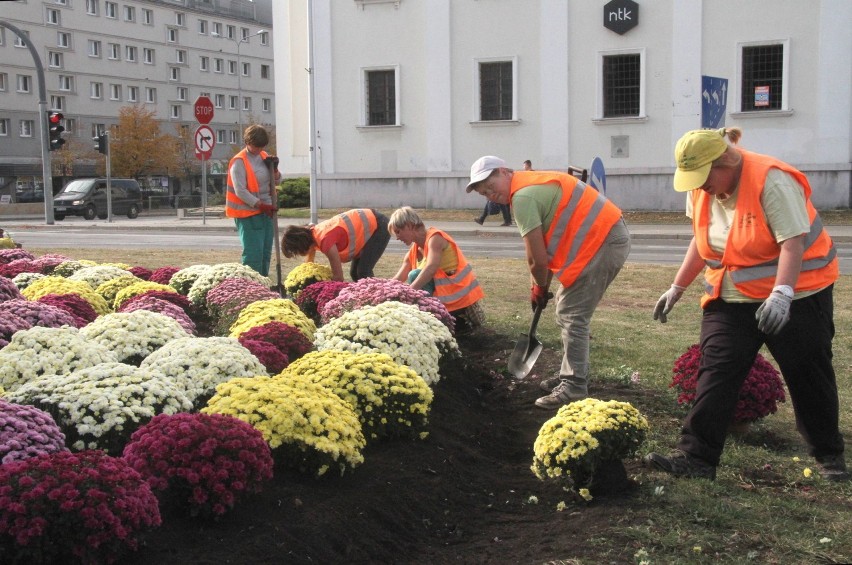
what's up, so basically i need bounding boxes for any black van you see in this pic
[53,179,142,220]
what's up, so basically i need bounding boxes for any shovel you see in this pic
[265,157,284,297]
[507,303,544,379]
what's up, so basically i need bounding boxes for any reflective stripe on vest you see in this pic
[509,171,622,288]
[312,209,377,262]
[225,148,267,218]
[407,228,484,311]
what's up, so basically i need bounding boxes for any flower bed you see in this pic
[0,313,32,349]
[0,298,83,329]
[11,271,45,290]
[0,398,67,464]
[0,275,23,302]
[186,262,270,308]
[206,278,280,336]
[112,280,177,311]
[22,276,110,315]
[122,413,274,517]
[169,264,212,295]
[80,310,190,365]
[293,280,350,325]
[68,264,133,290]
[229,298,317,342]
[118,295,196,335]
[149,266,181,285]
[52,259,97,277]
[283,262,333,297]
[237,321,313,373]
[36,293,99,326]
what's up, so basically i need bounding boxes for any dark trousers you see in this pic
[678,286,843,466]
[477,202,512,224]
[351,210,390,280]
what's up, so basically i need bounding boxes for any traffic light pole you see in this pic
[106,132,113,223]
[0,20,54,224]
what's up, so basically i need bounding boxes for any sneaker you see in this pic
[500,222,512,227]
[539,376,562,392]
[473,217,484,225]
[815,454,850,482]
[534,380,586,409]
[644,450,716,480]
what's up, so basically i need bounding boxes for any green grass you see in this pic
[27,246,852,564]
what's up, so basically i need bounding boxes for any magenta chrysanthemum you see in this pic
[294,280,350,325]
[36,293,99,326]
[0,276,23,302]
[237,321,313,371]
[0,259,39,279]
[0,248,35,264]
[129,266,153,280]
[118,296,196,335]
[149,266,181,285]
[0,398,67,464]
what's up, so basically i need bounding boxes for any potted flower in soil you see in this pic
[671,344,786,431]
[532,398,649,493]
[284,262,333,298]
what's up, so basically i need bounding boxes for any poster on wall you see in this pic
[754,86,770,107]
[701,75,728,129]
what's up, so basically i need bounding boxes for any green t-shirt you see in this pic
[511,183,562,237]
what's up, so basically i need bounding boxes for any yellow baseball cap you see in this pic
[673,129,729,192]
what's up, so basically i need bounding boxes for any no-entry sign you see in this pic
[194,96,214,124]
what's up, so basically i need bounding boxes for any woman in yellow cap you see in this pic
[645,127,846,482]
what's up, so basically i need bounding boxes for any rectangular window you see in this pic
[243,97,251,112]
[127,86,138,102]
[229,130,238,144]
[145,87,156,103]
[105,1,116,19]
[88,40,101,58]
[175,12,186,26]
[142,8,153,25]
[49,51,63,68]
[46,8,61,25]
[740,42,787,112]
[214,94,224,108]
[123,6,135,22]
[241,62,250,77]
[108,43,120,60]
[20,120,35,138]
[170,67,180,81]
[167,28,178,43]
[125,46,137,62]
[50,95,65,111]
[226,25,236,40]
[228,60,237,75]
[241,27,249,41]
[110,84,121,100]
[260,31,269,46]
[200,56,209,72]
[57,32,71,48]
[261,64,270,79]
[262,98,271,112]
[16,75,31,93]
[198,20,208,35]
[479,61,513,121]
[170,105,181,119]
[212,22,222,37]
[92,123,105,137]
[86,0,98,16]
[0,73,5,91]
[229,95,238,110]
[365,69,396,126]
[58,75,73,91]
[0,119,8,136]
[143,48,154,64]
[54,0,67,5]
[602,53,641,118]
[214,59,223,73]
[216,130,225,143]
[90,82,103,99]
[177,87,187,101]
[15,31,29,48]
[176,49,186,64]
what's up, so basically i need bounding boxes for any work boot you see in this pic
[473,217,484,225]
[815,454,850,482]
[644,450,716,480]
[534,379,586,409]
[539,376,562,392]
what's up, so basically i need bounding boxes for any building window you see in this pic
[602,53,641,118]
[50,95,65,110]
[48,51,63,68]
[123,6,135,22]
[88,40,101,58]
[92,123,106,137]
[125,46,137,62]
[226,25,236,40]
[170,67,180,81]
[213,58,223,73]
[200,56,209,72]
[240,27,249,41]
[145,87,156,103]
[262,98,271,112]
[127,86,138,102]
[63,118,75,134]
[46,8,61,25]
[243,97,251,112]
[739,41,788,112]
[241,62,250,77]
[229,95,238,110]
[478,60,514,121]
[198,20,208,35]
[214,94,224,108]
[170,105,181,119]
[177,87,187,101]
[20,120,35,137]
[86,0,98,16]
[176,49,186,64]
[14,31,28,48]
[216,130,225,144]
[229,130,238,144]
[212,22,222,37]
[142,8,153,25]
[17,75,32,93]
[143,48,155,64]
[167,28,178,43]
[90,82,103,99]
[228,60,237,75]
[363,67,399,126]
[0,119,8,136]
[105,1,117,19]
[108,43,120,60]
[57,32,71,48]
[0,73,5,91]
[260,31,269,46]
[54,0,67,5]
[175,12,186,26]
[110,84,121,101]
[261,64,270,79]
[58,75,73,91]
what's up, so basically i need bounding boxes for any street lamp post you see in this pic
[212,29,267,138]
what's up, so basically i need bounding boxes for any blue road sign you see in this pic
[701,75,728,129]
[589,157,606,195]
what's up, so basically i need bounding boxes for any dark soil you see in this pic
[127,329,644,565]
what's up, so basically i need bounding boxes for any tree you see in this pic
[173,123,202,188]
[105,105,179,179]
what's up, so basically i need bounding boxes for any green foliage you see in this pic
[279,177,310,208]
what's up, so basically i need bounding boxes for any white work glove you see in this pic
[653,284,686,323]
[756,285,793,335]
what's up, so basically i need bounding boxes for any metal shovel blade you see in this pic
[507,304,544,379]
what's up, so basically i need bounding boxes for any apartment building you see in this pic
[0,0,274,197]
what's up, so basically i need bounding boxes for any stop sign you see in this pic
[194,96,214,124]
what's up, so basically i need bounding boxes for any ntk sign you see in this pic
[604,0,639,35]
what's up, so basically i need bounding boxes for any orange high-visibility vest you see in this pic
[694,150,838,308]
[310,209,378,262]
[509,171,622,287]
[225,148,269,219]
[405,227,485,312]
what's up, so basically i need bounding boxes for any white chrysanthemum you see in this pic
[314,302,458,385]
[141,336,267,407]
[68,265,133,290]
[169,264,213,295]
[79,310,190,363]
[0,326,118,393]
[11,272,47,290]
[187,262,271,307]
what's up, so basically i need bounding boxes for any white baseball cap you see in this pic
[465,156,506,192]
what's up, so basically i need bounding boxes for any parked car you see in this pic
[53,179,142,221]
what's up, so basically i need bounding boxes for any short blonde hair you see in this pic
[388,206,424,235]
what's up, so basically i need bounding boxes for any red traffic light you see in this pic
[49,111,64,124]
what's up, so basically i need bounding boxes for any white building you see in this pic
[0,0,274,196]
[273,0,851,211]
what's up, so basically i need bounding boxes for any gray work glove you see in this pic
[756,286,793,335]
[653,284,686,323]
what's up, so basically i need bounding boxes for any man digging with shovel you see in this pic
[466,156,630,408]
